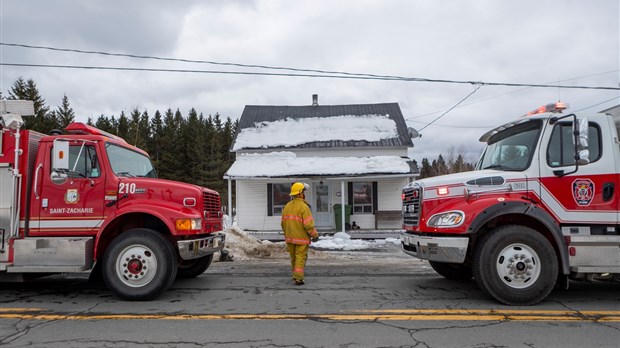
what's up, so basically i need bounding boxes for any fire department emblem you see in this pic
[572,179,594,206]
[65,189,80,204]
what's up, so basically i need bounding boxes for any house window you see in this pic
[352,182,373,214]
[270,183,291,215]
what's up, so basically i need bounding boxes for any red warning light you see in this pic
[526,102,568,116]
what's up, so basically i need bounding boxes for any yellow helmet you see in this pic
[289,182,306,196]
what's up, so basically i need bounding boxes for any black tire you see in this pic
[176,254,214,279]
[103,228,178,301]
[429,261,473,281]
[472,225,558,306]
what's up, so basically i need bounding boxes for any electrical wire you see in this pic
[418,84,482,132]
[1,42,619,90]
[573,96,620,112]
[2,62,619,91]
[406,70,620,120]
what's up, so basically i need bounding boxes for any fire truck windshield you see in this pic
[105,143,157,178]
[478,119,542,171]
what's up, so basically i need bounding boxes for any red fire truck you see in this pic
[1,100,225,300]
[401,102,619,305]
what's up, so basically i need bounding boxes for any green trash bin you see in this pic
[333,204,352,230]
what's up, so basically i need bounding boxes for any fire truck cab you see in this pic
[1,100,225,300]
[401,102,620,305]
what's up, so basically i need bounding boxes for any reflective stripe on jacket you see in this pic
[281,197,319,245]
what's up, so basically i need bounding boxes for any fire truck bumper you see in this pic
[177,232,226,260]
[401,232,469,263]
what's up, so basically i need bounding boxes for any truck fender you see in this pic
[467,201,569,275]
[94,203,192,258]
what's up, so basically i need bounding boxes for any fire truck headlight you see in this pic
[176,218,202,231]
[428,211,464,228]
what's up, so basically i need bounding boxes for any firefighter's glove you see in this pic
[311,236,319,243]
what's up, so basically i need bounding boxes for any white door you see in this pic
[314,183,332,228]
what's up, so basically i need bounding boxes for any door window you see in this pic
[547,122,601,167]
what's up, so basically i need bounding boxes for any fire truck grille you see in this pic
[203,191,221,219]
[402,187,421,227]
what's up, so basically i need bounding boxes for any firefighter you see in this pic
[281,182,320,285]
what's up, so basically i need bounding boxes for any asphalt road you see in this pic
[1,245,619,348]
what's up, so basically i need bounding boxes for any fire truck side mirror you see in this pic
[51,139,70,184]
[576,118,590,165]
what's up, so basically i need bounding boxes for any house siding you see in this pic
[236,180,280,231]
[235,178,407,231]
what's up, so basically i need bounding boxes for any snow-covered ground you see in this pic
[217,226,403,261]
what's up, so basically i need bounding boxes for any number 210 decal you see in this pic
[119,182,137,194]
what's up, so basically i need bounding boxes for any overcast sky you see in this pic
[1,0,618,162]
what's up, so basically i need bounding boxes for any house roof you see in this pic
[231,102,413,151]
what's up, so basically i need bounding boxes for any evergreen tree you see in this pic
[451,154,466,173]
[8,77,51,132]
[148,110,164,172]
[180,108,206,185]
[93,114,116,133]
[56,94,76,128]
[116,111,131,141]
[436,154,449,176]
[158,109,184,180]
[419,158,433,178]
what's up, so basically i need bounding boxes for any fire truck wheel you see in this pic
[473,225,558,306]
[103,228,178,301]
[176,254,214,278]
[429,261,473,281]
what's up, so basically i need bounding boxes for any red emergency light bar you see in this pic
[526,102,568,116]
[65,122,127,142]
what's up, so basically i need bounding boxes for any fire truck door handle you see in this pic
[602,182,614,202]
[34,163,43,199]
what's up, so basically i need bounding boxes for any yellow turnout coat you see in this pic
[281,197,319,244]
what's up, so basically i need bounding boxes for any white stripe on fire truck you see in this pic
[531,181,617,224]
[20,219,104,229]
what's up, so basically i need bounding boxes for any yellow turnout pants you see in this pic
[286,243,308,281]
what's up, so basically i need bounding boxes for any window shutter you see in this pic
[372,181,378,213]
[267,183,273,216]
[347,182,353,206]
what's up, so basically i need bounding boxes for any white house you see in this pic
[224,95,418,232]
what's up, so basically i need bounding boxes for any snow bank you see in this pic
[216,227,402,261]
[312,232,401,251]
[216,226,327,261]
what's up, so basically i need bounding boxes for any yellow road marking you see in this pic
[0,308,618,322]
[0,308,43,312]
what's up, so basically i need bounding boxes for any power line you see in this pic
[406,70,620,120]
[2,42,619,90]
[573,96,620,112]
[2,62,619,91]
[0,42,407,80]
[418,84,482,132]
[407,120,493,129]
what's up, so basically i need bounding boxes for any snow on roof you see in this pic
[232,114,398,151]
[225,151,411,178]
